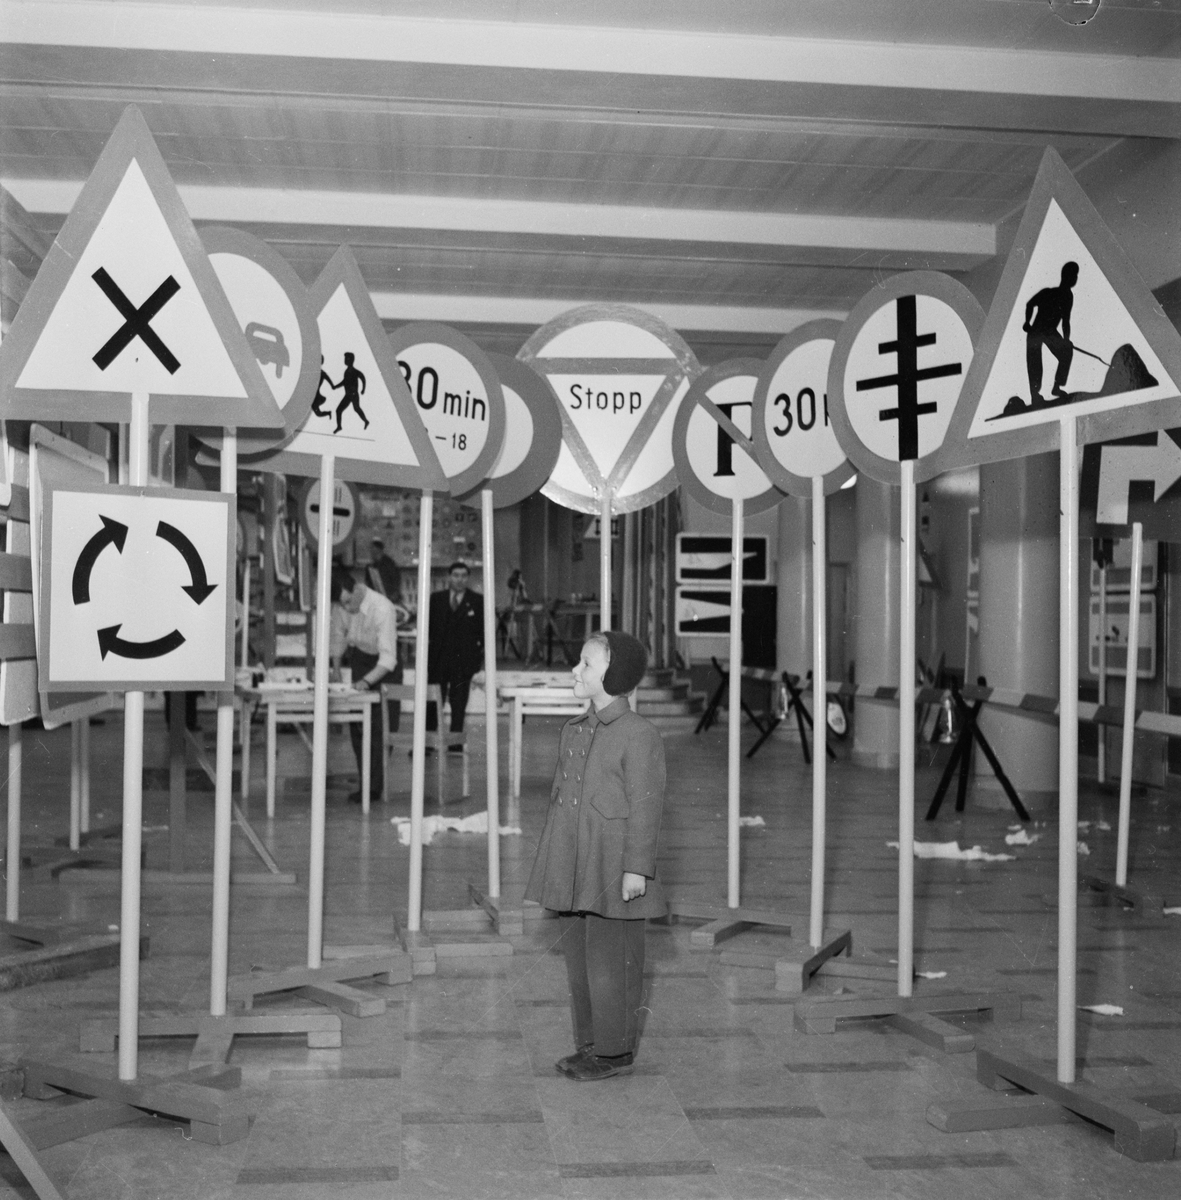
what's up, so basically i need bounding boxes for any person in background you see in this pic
[331,567,402,802]
[367,537,401,604]
[426,561,483,746]
[525,631,664,1081]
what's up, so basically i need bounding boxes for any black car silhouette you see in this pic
[245,321,290,377]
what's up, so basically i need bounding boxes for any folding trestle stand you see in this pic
[925,677,1030,822]
[746,670,838,763]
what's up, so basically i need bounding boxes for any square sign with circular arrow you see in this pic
[39,485,234,690]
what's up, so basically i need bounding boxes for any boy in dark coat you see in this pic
[525,630,665,1081]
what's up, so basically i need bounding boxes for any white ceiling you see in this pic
[2,0,1179,360]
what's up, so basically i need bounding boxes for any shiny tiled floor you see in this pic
[2,707,1180,1198]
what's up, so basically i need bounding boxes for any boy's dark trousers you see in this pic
[343,647,401,798]
[557,912,645,1057]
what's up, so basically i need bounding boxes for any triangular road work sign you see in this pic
[939,148,1181,471]
[518,304,700,515]
[253,246,447,490]
[0,106,282,428]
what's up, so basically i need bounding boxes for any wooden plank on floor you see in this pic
[885,1011,975,1053]
[20,1059,250,1131]
[774,930,853,994]
[927,1094,1072,1132]
[815,954,896,982]
[295,981,386,1018]
[794,990,1022,1035]
[20,1098,142,1149]
[227,954,409,1002]
[976,1046,1175,1162]
[0,934,141,993]
[0,1098,66,1200]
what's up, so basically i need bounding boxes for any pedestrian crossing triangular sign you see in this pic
[0,106,282,429]
[252,246,447,490]
[938,148,1181,471]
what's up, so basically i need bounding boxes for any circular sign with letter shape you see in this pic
[298,477,358,550]
[752,319,854,498]
[387,323,505,498]
[456,354,563,509]
[672,359,783,516]
[828,272,984,485]
[518,303,701,515]
[195,226,321,452]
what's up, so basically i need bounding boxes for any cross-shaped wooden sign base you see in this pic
[79,1008,343,1069]
[928,1045,1177,1161]
[0,1058,250,1198]
[793,989,1022,1055]
[226,945,412,1018]
[1079,874,1167,916]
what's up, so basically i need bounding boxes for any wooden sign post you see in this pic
[0,106,281,1087]
[671,359,782,914]
[928,148,1181,1154]
[519,303,701,635]
[829,272,984,999]
[252,249,448,953]
[200,224,323,1017]
[456,352,562,916]
[752,320,854,954]
[388,323,505,919]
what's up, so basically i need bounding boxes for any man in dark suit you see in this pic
[427,561,484,743]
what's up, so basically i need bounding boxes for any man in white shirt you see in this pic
[332,568,402,803]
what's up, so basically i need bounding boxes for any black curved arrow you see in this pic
[72,516,128,605]
[156,520,217,604]
[98,625,186,660]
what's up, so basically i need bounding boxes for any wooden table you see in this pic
[500,685,588,797]
[238,685,381,815]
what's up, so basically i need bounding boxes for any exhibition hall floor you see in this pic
[2,708,1180,1199]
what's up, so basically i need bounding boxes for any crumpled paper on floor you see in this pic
[390,812,522,846]
[886,840,1015,863]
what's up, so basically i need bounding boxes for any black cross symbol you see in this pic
[91,267,181,375]
[854,295,961,461]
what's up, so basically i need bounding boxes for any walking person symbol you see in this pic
[1023,261,1079,405]
[311,355,338,418]
[334,352,369,433]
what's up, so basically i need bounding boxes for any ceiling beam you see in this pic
[371,292,844,335]
[2,179,995,259]
[2,2,1175,106]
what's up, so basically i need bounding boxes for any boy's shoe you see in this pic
[555,1046,594,1076]
[564,1052,634,1082]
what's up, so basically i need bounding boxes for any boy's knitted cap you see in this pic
[601,631,648,696]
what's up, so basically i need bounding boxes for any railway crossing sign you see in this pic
[250,246,447,490]
[40,485,234,690]
[456,354,564,509]
[828,272,984,485]
[518,304,701,514]
[388,323,506,497]
[0,106,281,429]
[752,320,854,497]
[672,359,783,516]
[938,148,1181,471]
[298,477,359,549]
[195,226,322,453]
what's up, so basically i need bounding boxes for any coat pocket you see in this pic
[587,791,630,820]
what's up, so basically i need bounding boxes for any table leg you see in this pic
[240,701,251,801]
[266,701,277,818]
[361,705,372,814]
[512,696,524,798]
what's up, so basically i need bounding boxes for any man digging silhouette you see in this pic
[1023,260,1079,405]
